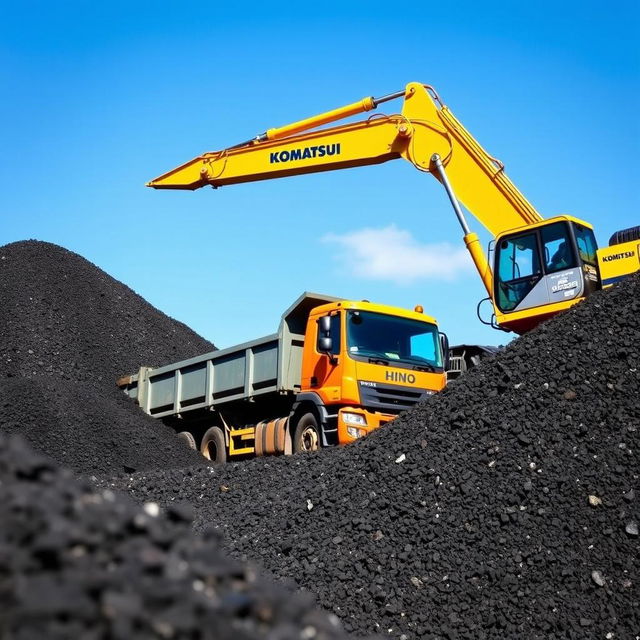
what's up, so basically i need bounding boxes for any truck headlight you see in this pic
[343,412,367,426]
[347,426,365,439]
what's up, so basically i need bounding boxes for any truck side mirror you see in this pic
[439,332,451,372]
[318,316,331,334]
[317,315,335,362]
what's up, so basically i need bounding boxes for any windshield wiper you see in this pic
[368,357,390,366]
[364,355,436,370]
[412,363,436,372]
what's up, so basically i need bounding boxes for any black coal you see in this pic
[110,276,640,639]
[1,239,638,639]
[0,434,363,640]
[0,240,212,474]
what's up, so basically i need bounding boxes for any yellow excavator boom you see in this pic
[148,82,542,238]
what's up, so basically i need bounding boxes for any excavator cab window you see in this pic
[574,224,598,265]
[496,232,541,311]
[541,222,576,273]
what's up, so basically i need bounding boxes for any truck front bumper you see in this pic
[336,407,397,444]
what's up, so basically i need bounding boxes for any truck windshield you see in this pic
[346,310,442,369]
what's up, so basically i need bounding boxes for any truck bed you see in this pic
[119,334,285,418]
[117,292,341,419]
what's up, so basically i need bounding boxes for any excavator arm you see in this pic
[148,82,542,239]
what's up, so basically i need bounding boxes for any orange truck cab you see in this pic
[300,299,447,447]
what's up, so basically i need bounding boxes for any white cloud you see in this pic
[322,225,473,285]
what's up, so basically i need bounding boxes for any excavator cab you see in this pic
[493,216,600,333]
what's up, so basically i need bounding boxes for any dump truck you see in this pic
[118,292,449,462]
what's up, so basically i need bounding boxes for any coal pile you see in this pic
[0,434,364,640]
[0,240,213,474]
[111,276,640,639]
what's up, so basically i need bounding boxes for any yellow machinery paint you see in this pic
[147,83,541,238]
[598,242,640,286]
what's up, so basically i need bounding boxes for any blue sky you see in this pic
[2,1,638,350]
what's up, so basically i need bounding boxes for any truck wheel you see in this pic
[176,431,196,450]
[200,426,227,464]
[293,413,320,453]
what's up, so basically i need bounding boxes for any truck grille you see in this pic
[358,380,432,415]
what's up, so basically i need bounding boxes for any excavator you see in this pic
[147,82,639,337]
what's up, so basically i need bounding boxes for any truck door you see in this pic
[310,312,343,402]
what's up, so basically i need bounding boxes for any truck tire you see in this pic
[200,426,227,464]
[293,412,320,453]
[176,431,196,450]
